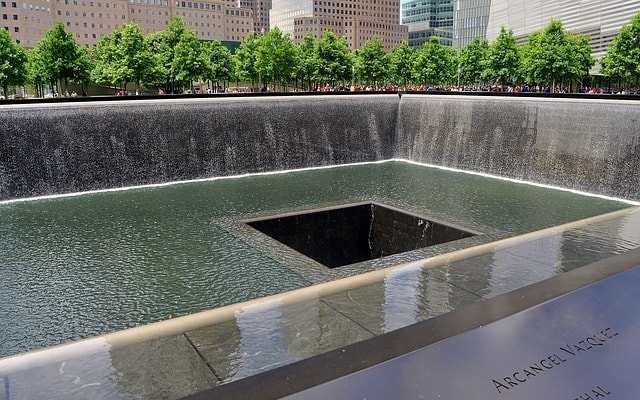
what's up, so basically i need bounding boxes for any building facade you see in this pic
[238,0,269,32]
[401,0,454,49]
[1,0,255,47]
[270,0,408,50]
[452,0,640,66]
[452,0,489,49]
[484,0,640,60]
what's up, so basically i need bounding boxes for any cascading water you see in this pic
[1,93,639,360]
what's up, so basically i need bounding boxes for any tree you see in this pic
[202,40,234,92]
[389,40,415,87]
[413,36,457,86]
[458,37,488,86]
[73,45,92,95]
[144,15,188,93]
[315,30,352,87]
[355,36,388,86]
[484,26,520,88]
[601,12,640,86]
[172,29,209,91]
[0,28,27,98]
[235,32,260,90]
[27,47,49,97]
[566,33,595,87]
[255,27,298,91]
[521,20,594,90]
[296,31,317,91]
[35,21,89,93]
[92,23,154,92]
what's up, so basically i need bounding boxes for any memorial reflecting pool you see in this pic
[0,160,633,358]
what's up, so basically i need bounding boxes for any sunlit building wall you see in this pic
[1,0,254,47]
[452,0,489,49]
[484,0,640,60]
[401,0,454,49]
[271,0,408,50]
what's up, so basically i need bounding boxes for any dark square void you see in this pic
[246,203,478,268]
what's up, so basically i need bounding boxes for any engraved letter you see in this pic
[492,379,510,394]
[574,343,587,353]
[560,345,576,356]
[529,364,544,373]
[579,340,592,350]
[513,372,526,383]
[540,359,553,369]
[586,337,603,346]
[503,377,518,388]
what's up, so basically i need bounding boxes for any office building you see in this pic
[1,0,254,48]
[270,0,408,50]
[453,0,640,64]
[452,0,489,49]
[401,0,454,48]
[483,0,640,60]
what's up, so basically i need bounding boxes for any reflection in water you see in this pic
[0,161,632,357]
[0,340,121,400]
[233,301,293,380]
[617,211,640,253]
[383,263,422,333]
[488,233,563,298]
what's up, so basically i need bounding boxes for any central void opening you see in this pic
[247,203,479,268]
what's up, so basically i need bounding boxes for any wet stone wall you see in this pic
[0,95,398,200]
[1,93,640,201]
[395,94,640,201]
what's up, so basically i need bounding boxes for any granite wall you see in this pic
[1,94,639,201]
[395,94,640,200]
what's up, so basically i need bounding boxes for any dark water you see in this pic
[0,161,631,357]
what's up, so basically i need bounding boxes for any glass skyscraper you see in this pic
[401,0,454,48]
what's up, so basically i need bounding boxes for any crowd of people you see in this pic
[308,83,614,94]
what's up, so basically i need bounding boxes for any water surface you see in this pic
[0,161,631,357]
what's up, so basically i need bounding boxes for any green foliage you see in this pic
[315,30,352,86]
[520,20,594,88]
[235,32,260,86]
[172,29,209,87]
[389,41,415,86]
[27,47,49,97]
[296,31,317,90]
[413,36,457,86]
[601,12,640,84]
[92,23,154,90]
[458,37,488,86]
[355,36,388,85]
[203,40,235,85]
[0,28,27,97]
[22,13,640,94]
[484,26,520,86]
[143,15,188,91]
[35,21,89,91]
[255,27,298,90]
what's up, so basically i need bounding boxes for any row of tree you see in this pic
[2,12,640,97]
